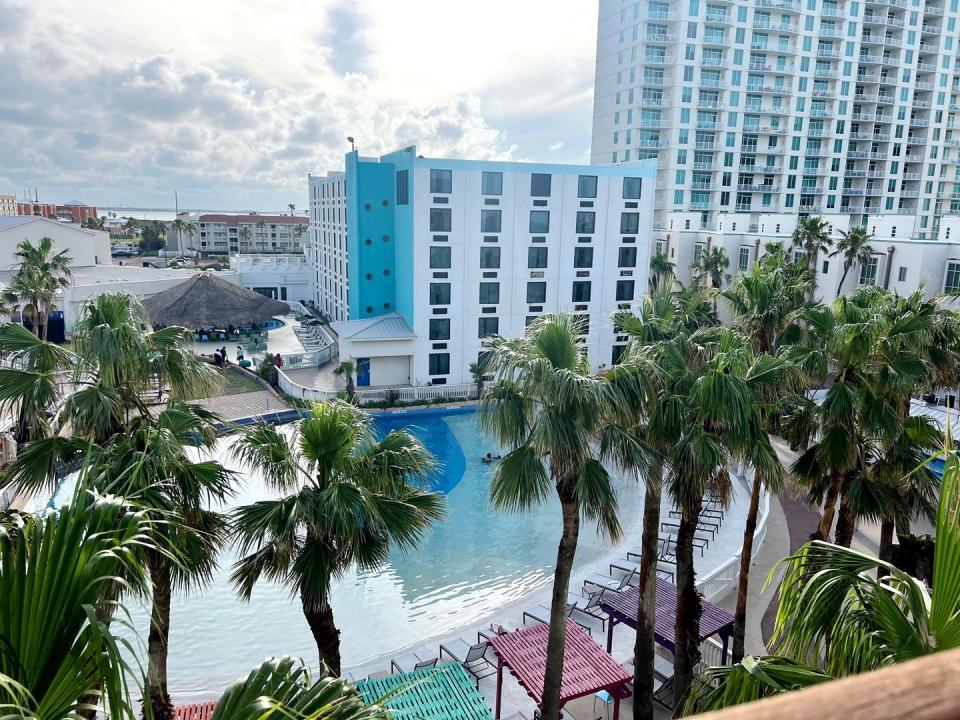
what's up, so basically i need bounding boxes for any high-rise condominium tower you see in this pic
[592,0,960,239]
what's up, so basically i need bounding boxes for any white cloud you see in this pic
[0,0,596,208]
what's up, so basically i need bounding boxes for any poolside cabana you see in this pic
[599,578,735,660]
[356,663,493,719]
[174,702,216,720]
[143,271,290,328]
[489,620,632,720]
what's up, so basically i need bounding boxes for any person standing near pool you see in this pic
[236,345,244,363]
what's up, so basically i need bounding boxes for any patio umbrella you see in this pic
[143,272,289,328]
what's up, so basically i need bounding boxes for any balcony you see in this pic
[919,43,939,53]
[910,118,930,127]
[644,55,675,65]
[748,62,773,71]
[800,186,824,194]
[916,80,934,90]
[695,141,718,150]
[690,200,715,210]
[735,204,754,211]
[870,152,889,160]
[697,99,724,109]
[842,187,867,195]
[646,10,679,20]
[700,78,722,88]
[845,169,867,177]
[877,94,896,104]
[821,5,844,16]
[810,109,832,118]
[701,57,726,67]
[704,34,727,45]
[854,93,879,102]
[864,186,884,195]
[900,190,921,198]
[646,32,676,42]
[817,48,842,59]
[746,84,782,93]
[859,54,883,64]
[863,14,905,27]
[812,89,836,98]
[814,68,838,78]
[807,128,827,137]
[821,27,844,37]
[637,139,671,149]
[924,4,945,15]
[753,20,798,31]
[693,162,718,170]
[857,73,882,82]
[848,150,870,158]
[642,77,667,86]
[903,172,921,179]
[750,42,770,51]
[707,12,730,21]
[754,0,800,10]
[805,148,826,157]
[691,182,715,190]
[904,154,925,162]
[906,137,927,146]
[917,61,936,72]
[637,119,663,128]
[867,170,887,178]
[913,99,932,108]
[738,183,781,192]
[921,24,940,33]
[740,164,783,174]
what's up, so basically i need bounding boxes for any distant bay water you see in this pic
[101,208,292,221]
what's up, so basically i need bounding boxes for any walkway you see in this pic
[195,390,291,421]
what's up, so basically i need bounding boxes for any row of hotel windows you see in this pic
[426,280,636,306]
[427,245,639,270]
[427,209,644,234]
[397,170,644,203]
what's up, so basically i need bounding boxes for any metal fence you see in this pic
[276,369,478,406]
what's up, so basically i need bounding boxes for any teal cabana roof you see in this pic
[356,663,493,720]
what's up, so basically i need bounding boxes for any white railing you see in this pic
[696,476,771,604]
[282,346,337,369]
[356,383,478,404]
[276,368,339,402]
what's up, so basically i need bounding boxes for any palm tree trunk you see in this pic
[732,469,763,663]
[837,267,850,296]
[814,472,842,540]
[145,559,175,720]
[540,492,580,720]
[833,492,857,547]
[878,516,895,579]
[632,464,662,720]
[673,499,703,708]
[301,594,342,676]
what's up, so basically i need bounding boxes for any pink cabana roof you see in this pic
[174,702,216,720]
[489,619,631,717]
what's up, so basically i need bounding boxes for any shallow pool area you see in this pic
[50,407,662,699]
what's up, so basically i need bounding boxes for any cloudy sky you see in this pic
[0,0,599,212]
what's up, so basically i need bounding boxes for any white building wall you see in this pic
[308,172,348,321]
[408,163,655,386]
[234,255,313,305]
[0,217,110,269]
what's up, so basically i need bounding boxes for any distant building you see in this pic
[15,201,98,224]
[191,213,309,256]
[0,195,15,216]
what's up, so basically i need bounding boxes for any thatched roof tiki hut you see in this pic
[143,272,290,328]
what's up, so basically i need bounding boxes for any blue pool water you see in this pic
[263,317,286,330]
[52,407,643,700]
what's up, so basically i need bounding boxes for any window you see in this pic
[482,171,503,195]
[531,173,552,197]
[430,208,451,232]
[429,246,451,268]
[946,262,960,292]
[429,282,451,305]
[578,175,598,198]
[576,211,596,234]
[738,246,750,271]
[612,345,627,365]
[620,212,640,234]
[616,280,635,301]
[528,246,548,268]
[478,317,499,338]
[480,246,501,269]
[429,353,450,375]
[429,318,450,340]
[859,256,879,286]
[623,177,643,198]
[479,282,500,304]
[618,247,638,267]
[574,247,594,268]
[430,169,452,194]
[898,266,907,283]
[572,281,592,302]
[529,210,550,233]
[480,209,502,233]
[396,170,409,205]
[526,282,547,303]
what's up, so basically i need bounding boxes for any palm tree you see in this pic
[334,359,356,401]
[830,226,875,295]
[612,287,718,720]
[7,237,72,338]
[649,252,676,292]
[0,489,151,720]
[686,449,960,713]
[170,218,192,255]
[255,219,268,251]
[85,404,234,720]
[239,225,252,251]
[288,202,296,215]
[230,401,445,675]
[293,222,309,249]
[791,216,832,300]
[212,657,388,720]
[690,245,731,291]
[481,314,633,719]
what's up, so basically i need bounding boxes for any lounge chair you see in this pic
[389,652,438,674]
[608,557,676,583]
[522,604,592,635]
[567,589,609,630]
[438,638,497,687]
[583,567,637,595]
[477,625,509,644]
[662,516,719,540]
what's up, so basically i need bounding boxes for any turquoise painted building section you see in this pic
[344,149,415,324]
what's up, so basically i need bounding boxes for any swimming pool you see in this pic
[263,318,286,330]
[52,407,646,700]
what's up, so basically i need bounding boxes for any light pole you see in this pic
[347,136,355,152]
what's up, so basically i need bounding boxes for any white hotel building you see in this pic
[308,146,657,387]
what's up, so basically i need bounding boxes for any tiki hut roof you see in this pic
[143,272,289,327]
